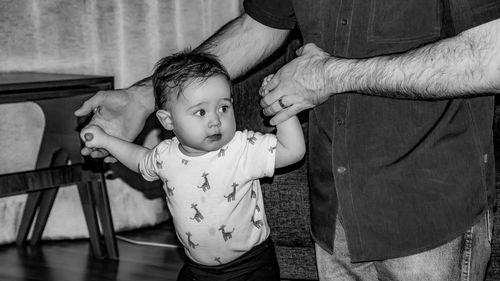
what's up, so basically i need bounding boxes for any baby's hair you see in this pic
[152,50,231,109]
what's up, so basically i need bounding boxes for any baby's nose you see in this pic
[208,115,221,127]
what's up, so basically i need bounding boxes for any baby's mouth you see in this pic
[206,134,222,141]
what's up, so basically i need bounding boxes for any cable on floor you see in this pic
[116,235,182,248]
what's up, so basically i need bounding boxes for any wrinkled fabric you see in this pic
[244,0,500,261]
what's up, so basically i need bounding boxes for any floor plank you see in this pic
[0,221,185,281]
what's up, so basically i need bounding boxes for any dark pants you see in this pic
[177,237,280,281]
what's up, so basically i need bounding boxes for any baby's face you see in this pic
[168,75,236,156]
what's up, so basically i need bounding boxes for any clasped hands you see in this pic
[75,43,333,159]
[75,84,155,161]
[258,43,332,125]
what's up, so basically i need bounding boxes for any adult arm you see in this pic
[75,13,290,158]
[262,18,500,125]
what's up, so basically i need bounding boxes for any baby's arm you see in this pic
[260,75,306,169]
[274,115,305,168]
[80,125,149,173]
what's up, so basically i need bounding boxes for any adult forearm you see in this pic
[195,13,290,79]
[326,19,500,99]
[127,13,289,113]
[128,78,156,113]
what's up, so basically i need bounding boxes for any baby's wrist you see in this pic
[99,135,113,151]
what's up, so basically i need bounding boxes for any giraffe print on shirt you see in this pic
[164,179,175,197]
[218,146,228,157]
[269,145,276,154]
[218,224,235,241]
[224,182,238,202]
[186,232,199,249]
[155,149,163,169]
[247,135,257,144]
[189,203,204,222]
[251,215,264,229]
[197,172,210,192]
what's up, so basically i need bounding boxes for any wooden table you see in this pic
[0,72,118,259]
[0,72,113,170]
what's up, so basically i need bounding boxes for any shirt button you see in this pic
[341,19,348,25]
[336,119,344,125]
[337,166,347,173]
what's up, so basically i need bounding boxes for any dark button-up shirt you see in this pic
[244,0,500,261]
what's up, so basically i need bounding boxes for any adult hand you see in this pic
[74,85,155,162]
[260,43,334,125]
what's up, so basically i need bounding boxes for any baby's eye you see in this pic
[194,109,206,116]
[219,105,230,113]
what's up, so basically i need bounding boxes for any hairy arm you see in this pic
[195,13,290,79]
[330,19,500,99]
[126,14,290,85]
[135,14,290,82]
[261,19,500,124]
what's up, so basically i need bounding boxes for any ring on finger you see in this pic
[278,97,289,109]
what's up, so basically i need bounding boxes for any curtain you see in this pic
[0,0,242,243]
[0,0,242,87]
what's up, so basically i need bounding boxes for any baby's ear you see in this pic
[156,109,174,131]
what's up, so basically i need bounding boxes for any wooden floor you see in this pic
[1,218,499,281]
[0,220,185,281]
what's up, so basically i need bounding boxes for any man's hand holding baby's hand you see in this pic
[259,74,274,97]
[259,74,297,124]
[259,43,334,125]
[80,125,108,150]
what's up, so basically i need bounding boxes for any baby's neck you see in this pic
[178,143,210,157]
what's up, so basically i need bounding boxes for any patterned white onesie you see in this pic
[139,130,277,266]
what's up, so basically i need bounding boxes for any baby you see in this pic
[81,51,305,280]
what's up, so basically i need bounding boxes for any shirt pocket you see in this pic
[367,0,442,43]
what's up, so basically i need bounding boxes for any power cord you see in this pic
[116,235,182,248]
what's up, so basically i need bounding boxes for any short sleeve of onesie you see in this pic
[138,140,172,182]
[243,0,297,29]
[237,130,277,180]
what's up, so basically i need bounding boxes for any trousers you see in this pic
[177,237,280,281]
[316,210,493,281]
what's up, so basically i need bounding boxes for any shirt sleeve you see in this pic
[239,130,277,180]
[138,140,170,182]
[243,0,297,30]
[447,0,500,33]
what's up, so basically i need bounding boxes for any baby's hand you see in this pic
[80,125,107,149]
[259,74,274,97]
